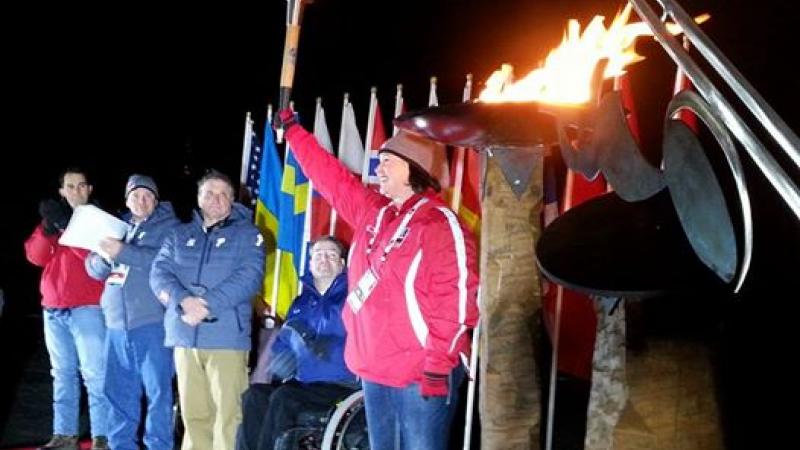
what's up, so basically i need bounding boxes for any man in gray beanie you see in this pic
[85,174,179,450]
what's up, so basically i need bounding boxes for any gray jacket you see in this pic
[86,202,180,330]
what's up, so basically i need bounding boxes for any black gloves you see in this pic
[274,108,298,132]
[39,199,72,235]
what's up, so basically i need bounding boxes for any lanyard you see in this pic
[366,197,428,263]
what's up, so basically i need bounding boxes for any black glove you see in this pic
[274,108,298,132]
[307,335,336,361]
[39,199,72,235]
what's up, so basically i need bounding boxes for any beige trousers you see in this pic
[174,348,249,450]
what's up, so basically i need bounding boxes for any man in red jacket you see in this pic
[24,168,110,450]
[279,110,479,450]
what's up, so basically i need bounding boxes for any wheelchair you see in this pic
[274,389,369,450]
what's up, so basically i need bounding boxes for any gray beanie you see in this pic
[125,174,159,199]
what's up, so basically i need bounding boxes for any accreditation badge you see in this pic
[107,264,130,287]
[347,267,379,314]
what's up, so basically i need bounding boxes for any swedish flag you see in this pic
[274,145,309,317]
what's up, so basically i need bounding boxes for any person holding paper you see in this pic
[24,167,110,450]
[150,169,265,450]
[85,175,179,450]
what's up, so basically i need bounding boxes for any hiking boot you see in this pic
[91,436,109,450]
[38,434,78,450]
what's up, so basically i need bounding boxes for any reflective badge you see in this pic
[347,268,379,314]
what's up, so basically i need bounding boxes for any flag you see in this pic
[672,36,698,131]
[541,152,604,381]
[238,113,262,207]
[275,130,310,318]
[454,149,482,238]
[254,113,283,315]
[309,99,334,240]
[393,83,405,136]
[362,88,387,187]
[329,96,362,245]
[338,98,364,174]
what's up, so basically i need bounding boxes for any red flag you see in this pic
[672,37,699,131]
[310,99,334,240]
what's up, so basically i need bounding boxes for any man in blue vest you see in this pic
[237,235,357,450]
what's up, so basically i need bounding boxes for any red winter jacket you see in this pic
[285,126,480,388]
[24,224,103,308]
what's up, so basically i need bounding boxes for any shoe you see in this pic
[91,436,109,450]
[38,434,78,450]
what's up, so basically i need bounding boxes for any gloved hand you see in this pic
[273,108,298,132]
[266,349,297,382]
[420,372,449,399]
[39,199,72,235]
[307,335,336,361]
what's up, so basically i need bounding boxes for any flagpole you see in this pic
[450,74,473,211]
[393,84,404,136]
[239,112,254,203]
[299,100,322,286]
[462,287,481,450]
[544,169,574,450]
[362,87,378,185]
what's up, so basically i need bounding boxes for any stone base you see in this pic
[614,339,723,449]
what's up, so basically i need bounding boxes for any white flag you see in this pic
[338,102,364,174]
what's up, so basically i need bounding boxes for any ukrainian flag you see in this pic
[254,122,283,314]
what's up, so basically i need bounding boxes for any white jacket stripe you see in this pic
[436,207,469,353]
[405,250,428,347]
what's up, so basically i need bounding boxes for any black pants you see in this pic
[236,381,356,450]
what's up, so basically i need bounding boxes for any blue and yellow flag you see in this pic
[254,121,283,314]
[274,142,309,317]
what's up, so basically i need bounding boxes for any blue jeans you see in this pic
[362,367,464,450]
[43,306,109,437]
[105,323,175,450]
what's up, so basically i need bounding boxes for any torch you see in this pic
[276,0,312,143]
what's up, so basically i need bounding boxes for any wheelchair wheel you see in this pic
[320,390,368,450]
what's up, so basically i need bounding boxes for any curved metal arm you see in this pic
[628,0,800,220]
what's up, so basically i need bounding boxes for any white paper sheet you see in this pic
[58,204,129,258]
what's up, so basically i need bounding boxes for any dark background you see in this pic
[2,0,798,447]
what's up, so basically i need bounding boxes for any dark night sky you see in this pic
[2,0,799,441]
[3,1,797,301]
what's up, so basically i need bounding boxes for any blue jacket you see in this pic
[86,202,180,330]
[272,271,356,384]
[150,203,265,350]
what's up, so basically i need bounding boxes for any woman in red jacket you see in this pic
[279,110,479,450]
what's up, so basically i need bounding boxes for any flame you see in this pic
[478,4,710,105]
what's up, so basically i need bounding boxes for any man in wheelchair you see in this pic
[237,236,358,450]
